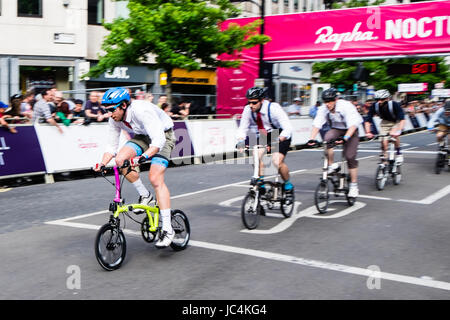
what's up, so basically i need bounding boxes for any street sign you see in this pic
[431,89,450,97]
[398,83,428,93]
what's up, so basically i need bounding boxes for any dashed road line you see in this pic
[44,218,450,292]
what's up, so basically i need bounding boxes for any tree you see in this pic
[85,0,270,104]
[314,0,450,95]
[314,57,450,94]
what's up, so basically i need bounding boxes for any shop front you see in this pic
[162,68,217,114]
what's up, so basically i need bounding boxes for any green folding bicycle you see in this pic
[94,160,190,271]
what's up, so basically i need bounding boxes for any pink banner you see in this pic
[217,1,450,115]
[264,1,450,61]
[217,18,259,116]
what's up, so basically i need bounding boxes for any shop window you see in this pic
[18,0,42,18]
[88,0,104,25]
[281,83,289,105]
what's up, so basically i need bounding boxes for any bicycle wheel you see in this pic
[375,165,387,190]
[314,180,330,214]
[435,154,445,174]
[281,189,295,218]
[241,192,261,229]
[141,216,157,243]
[95,223,127,271]
[393,165,402,185]
[170,209,190,251]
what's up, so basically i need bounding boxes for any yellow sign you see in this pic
[170,68,216,85]
[160,72,168,86]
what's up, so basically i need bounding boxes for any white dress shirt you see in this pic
[105,100,174,155]
[236,100,293,141]
[313,99,363,130]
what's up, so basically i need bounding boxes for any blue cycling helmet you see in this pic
[101,87,130,110]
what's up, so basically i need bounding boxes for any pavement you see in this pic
[0,131,449,300]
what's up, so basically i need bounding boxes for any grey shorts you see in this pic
[128,128,176,160]
[379,120,401,139]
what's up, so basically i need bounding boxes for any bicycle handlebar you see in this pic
[92,157,153,175]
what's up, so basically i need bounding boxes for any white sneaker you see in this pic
[155,230,175,248]
[395,154,404,165]
[348,185,359,198]
[134,193,154,214]
[327,163,340,174]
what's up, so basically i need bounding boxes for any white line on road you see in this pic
[44,218,450,292]
[398,184,450,205]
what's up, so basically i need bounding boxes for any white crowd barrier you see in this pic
[0,113,432,180]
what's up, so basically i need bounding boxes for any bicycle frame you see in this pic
[108,165,160,233]
[378,135,399,174]
[250,145,283,201]
[321,141,349,193]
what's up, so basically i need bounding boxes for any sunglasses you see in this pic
[248,100,260,105]
[104,102,122,112]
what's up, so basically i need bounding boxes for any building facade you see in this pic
[0,0,162,103]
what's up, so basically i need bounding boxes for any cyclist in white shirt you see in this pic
[307,88,363,198]
[236,87,294,192]
[93,87,176,248]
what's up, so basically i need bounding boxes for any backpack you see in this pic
[250,102,281,130]
[375,101,396,120]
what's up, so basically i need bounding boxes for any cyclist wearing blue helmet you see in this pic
[94,87,176,248]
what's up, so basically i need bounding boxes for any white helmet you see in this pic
[374,89,390,100]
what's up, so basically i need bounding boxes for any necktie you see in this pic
[256,112,267,135]
[123,120,132,130]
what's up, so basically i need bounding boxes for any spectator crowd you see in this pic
[0,87,209,134]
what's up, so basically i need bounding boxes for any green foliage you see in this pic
[86,0,270,79]
[313,57,450,92]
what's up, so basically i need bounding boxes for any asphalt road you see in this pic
[0,131,449,300]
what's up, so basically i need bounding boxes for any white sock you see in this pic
[132,179,150,197]
[161,209,173,233]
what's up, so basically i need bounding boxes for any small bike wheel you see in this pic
[241,192,261,229]
[375,165,387,191]
[95,223,127,271]
[393,165,402,185]
[141,216,156,243]
[435,154,445,174]
[170,209,190,251]
[281,189,295,218]
[314,181,330,214]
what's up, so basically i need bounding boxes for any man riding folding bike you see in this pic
[427,100,450,173]
[93,87,176,248]
[364,89,406,165]
[428,100,450,144]
[307,88,364,198]
[236,87,294,194]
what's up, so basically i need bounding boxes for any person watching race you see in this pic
[364,89,406,164]
[236,87,294,193]
[427,100,450,143]
[93,87,176,248]
[307,88,363,198]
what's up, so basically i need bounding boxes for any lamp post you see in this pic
[230,0,266,79]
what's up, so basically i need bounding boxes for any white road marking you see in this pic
[398,185,450,205]
[44,217,450,292]
[304,149,438,154]
[189,240,450,292]
[241,201,365,234]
